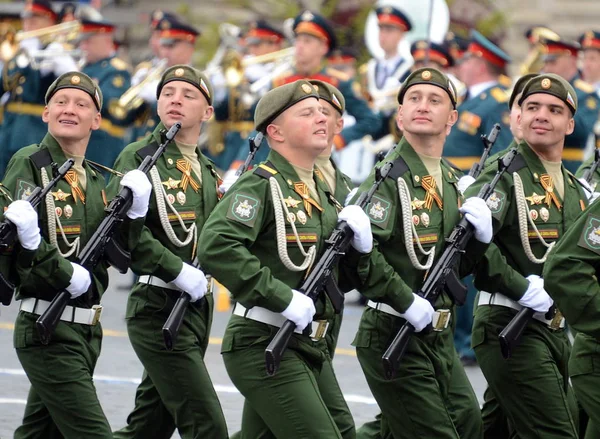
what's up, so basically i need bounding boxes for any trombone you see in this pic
[15,20,80,44]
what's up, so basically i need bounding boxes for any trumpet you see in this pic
[16,21,80,44]
[520,27,560,75]
[241,47,295,67]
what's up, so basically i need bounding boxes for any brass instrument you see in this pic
[110,58,168,119]
[241,47,295,67]
[520,27,560,75]
[16,20,80,44]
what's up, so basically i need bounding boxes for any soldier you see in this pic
[443,30,513,171]
[327,48,358,79]
[579,31,600,96]
[77,15,133,172]
[3,71,151,439]
[541,38,600,172]
[466,74,587,438]
[112,65,228,439]
[352,67,490,438]
[199,79,372,438]
[0,0,77,177]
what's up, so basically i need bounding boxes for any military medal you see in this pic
[167,193,176,204]
[176,159,201,193]
[55,207,62,217]
[176,191,186,205]
[162,177,181,190]
[64,170,85,204]
[52,189,72,202]
[412,215,420,226]
[529,209,538,221]
[420,212,430,227]
[287,212,296,224]
[540,174,561,210]
[64,204,73,219]
[283,196,302,209]
[421,175,443,211]
[540,207,550,222]
[297,210,307,225]
[411,197,425,210]
[292,182,323,218]
[525,192,544,206]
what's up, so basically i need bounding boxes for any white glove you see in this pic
[344,187,358,206]
[457,175,476,194]
[46,42,79,76]
[4,200,41,250]
[337,205,373,253]
[19,37,41,55]
[282,289,316,331]
[518,274,553,313]
[138,79,159,104]
[218,169,239,194]
[172,263,208,302]
[400,293,435,332]
[120,170,152,219]
[66,262,91,299]
[460,197,493,243]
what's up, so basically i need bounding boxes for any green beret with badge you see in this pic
[518,73,578,115]
[509,73,539,109]
[254,79,320,133]
[45,71,103,111]
[397,67,458,109]
[156,64,214,105]
[309,79,346,115]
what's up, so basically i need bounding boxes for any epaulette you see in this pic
[490,87,509,103]
[441,157,462,174]
[136,141,159,160]
[29,148,53,169]
[574,78,595,94]
[358,63,368,75]
[110,57,131,72]
[498,74,511,89]
[253,161,278,179]
[507,152,526,173]
[388,155,409,181]
[325,67,351,82]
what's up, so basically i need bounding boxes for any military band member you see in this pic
[352,68,490,438]
[3,71,151,439]
[77,16,132,171]
[0,0,70,177]
[327,47,358,79]
[443,30,513,171]
[466,74,587,438]
[541,38,600,172]
[199,80,372,438]
[579,31,600,97]
[112,65,227,439]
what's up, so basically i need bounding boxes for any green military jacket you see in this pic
[1,133,143,306]
[575,153,600,190]
[353,137,488,312]
[465,140,588,300]
[198,149,360,357]
[107,123,221,294]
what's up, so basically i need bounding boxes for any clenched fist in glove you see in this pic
[121,170,152,219]
[518,274,553,314]
[172,263,208,302]
[337,205,373,253]
[460,197,493,243]
[282,290,316,331]
[4,200,41,250]
[400,293,435,332]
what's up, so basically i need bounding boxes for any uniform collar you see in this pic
[150,122,213,172]
[468,80,498,100]
[39,133,97,178]
[396,137,458,187]
[516,139,563,184]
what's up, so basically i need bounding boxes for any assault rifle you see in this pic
[381,148,519,379]
[36,122,181,344]
[162,132,265,351]
[0,158,75,306]
[265,159,395,376]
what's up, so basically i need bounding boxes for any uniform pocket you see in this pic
[352,329,372,349]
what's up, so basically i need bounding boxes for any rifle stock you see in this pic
[265,159,395,376]
[498,307,535,359]
[0,158,75,306]
[36,123,181,344]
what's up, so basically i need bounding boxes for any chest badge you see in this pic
[420,212,430,227]
[176,191,186,205]
[64,204,73,219]
[411,197,426,210]
[297,210,307,225]
[525,192,544,206]
[283,196,302,209]
[162,177,181,190]
[539,207,550,222]
[52,189,72,202]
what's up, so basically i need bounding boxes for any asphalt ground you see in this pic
[0,268,487,438]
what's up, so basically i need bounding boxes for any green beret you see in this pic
[518,73,577,115]
[397,67,457,109]
[509,73,538,109]
[157,65,214,105]
[309,79,345,115]
[45,71,103,111]
[255,80,320,133]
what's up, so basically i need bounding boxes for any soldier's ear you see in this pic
[565,117,575,136]
[201,106,214,122]
[266,123,284,143]
[42,106,50,123]
[91,112,101,131]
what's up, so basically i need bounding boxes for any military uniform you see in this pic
[576,153,600,189]
[466,83,587,439]
[112,65,228,439]
[443,30,513,171]
[543,183,600,439]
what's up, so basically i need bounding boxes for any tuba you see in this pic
[519,27,560,75]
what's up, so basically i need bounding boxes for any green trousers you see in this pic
[222,315,354,439]
[481,386,512,439]
[13,311,112,439]
[473,305,578,439]
[353,307,482,439]
[570,333,600,439]
[115,286,228,439]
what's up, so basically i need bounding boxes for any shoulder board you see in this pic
[253,161,278,179]
[490,87,509,103]
[325,67,350,82]
[110,57,130,72]
[441,157,462,174]
[574,78,595,94]
[388,155,409,181]
[506,152,527,173]
[136,141,159,160]
[29,148,52,169]
[498,74,511,89]
[358,63,368,75]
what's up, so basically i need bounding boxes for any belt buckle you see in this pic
[91,305,103,326]
[311,320,329,341]
[432,309,451,332]
[549,309,564,330]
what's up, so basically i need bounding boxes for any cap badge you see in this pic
[301,83,313,94]
[421,70,432,80]
[71,75,81,85]
[175,68,185,77]
[541,78,552,89]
